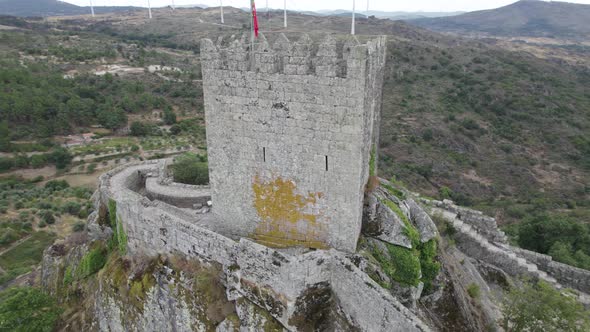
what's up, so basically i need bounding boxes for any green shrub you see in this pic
[44,180,69,191]
[439,186,453,200]
[422,129,434,141]
[116,218,127,255]
[40,211,55,225]
[30,154,47,168]
[63,266,73,285]
[87,163,97,174]
[467,283,480,298]
[382,183,406,199]
[419,240,440,292]
[62,201,81,215]
[77,244,107,278]
[48,148,72,170]
[171,153,209,185]
[369,145,377,177]
[72,222,85,232]
[371,241,422,287]
[0,229,19,246]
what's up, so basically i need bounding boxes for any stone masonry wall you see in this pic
[98,162,428,331]
[511,246,590,293]
[201,34,387,252]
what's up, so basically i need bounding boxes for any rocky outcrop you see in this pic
[47,161,431,332]
[406,199,438,243]
[363,191,412,248]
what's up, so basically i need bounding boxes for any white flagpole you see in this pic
[266,0,269,19]
[147,0,153,19]
[220,0,224,24]
[172,0,175,10]
[351,0,356,35]
[90,0,95,17]
[366,0,369,14]
[284,0,287,28]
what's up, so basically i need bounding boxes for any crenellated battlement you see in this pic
[201,33,385,80]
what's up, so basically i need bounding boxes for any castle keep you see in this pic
[201,34,387,252]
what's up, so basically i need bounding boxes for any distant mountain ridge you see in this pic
[315,9,464,20]
[409,0,590,40]
[0,0,140,17]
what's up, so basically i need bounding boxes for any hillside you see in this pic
[0,6,588,263]
[0,0,140,17]
[0,7,589,331]
[410,0,590,40]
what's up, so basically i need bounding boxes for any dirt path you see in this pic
[0,234,33,257]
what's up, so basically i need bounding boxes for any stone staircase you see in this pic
[434,209,571,290]
[435,208,590,306]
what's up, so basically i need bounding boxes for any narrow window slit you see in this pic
[325,156,329,171]
[263,147,266,162]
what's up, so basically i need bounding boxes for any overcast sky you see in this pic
[64,0,590,13]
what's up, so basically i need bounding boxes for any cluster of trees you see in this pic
[0,148,72,172]
[516,214,590,270]
[0,62,176,140]
[501,280,589,331]
[0,287,62,332]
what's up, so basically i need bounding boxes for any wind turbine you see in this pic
[147,0,153,19]
[351,0,356,35]
[89,0,95,17]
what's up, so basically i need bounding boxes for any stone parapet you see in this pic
[510,245,590,293]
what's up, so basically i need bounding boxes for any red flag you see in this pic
[251,0,259,37]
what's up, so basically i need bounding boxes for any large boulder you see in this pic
[406,199,438,243]
[363,192,412,248]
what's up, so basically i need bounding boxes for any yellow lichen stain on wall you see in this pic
[252,175,327,249]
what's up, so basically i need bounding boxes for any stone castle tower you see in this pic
[201,34,387,252]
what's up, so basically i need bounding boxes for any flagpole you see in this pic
[171,0,175,10]
[366,0,369,14]
[284,0,287,28]
[147,0,153,19]
[90,0,95,17]
[220,0,224,24]
[351,0,356,35]
[251,1,255,68]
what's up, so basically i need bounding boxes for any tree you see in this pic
[97,108,127,130]
[40,210,56,225]
[130,122,151,136]
[49,147,72,170]
[163,107,176,125]
[171,153,209,185]
[0,287,62,332]
[0,121,11,152]
[501,280,590,332]
[169,124,181,135]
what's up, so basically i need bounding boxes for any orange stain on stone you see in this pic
[252,175,327,249]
